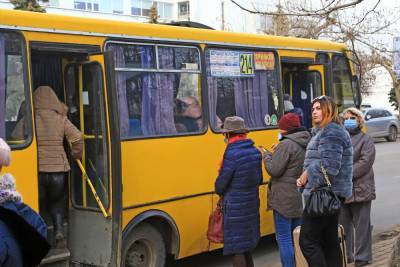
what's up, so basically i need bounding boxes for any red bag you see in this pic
[207,198,224,243]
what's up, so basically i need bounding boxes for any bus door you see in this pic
[285,65,324,129]
[64,52,121,267]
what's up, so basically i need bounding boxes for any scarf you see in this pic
[0,173,22,204]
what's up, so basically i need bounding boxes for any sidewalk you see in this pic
[348,225,400,267]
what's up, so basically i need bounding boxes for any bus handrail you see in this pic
[75,158,110,218]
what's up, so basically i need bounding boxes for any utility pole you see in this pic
[221,0,225,31]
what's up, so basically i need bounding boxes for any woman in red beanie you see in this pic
[262,113,311,267]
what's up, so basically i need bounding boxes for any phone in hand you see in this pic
[258,145,268,152]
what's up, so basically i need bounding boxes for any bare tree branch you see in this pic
[230,0,365,17]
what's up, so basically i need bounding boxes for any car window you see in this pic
[384,110,392,117]
[366,110,377,119]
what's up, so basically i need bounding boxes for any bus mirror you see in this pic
[352,75,361,108]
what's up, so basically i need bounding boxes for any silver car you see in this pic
[363,108,399,142]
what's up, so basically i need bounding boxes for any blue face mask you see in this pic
[344,119,358,130]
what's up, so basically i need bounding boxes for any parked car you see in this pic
[363,108,399,142]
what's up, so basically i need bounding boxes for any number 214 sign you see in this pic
[239,53,255,76]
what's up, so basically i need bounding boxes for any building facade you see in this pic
[0,0,274,33]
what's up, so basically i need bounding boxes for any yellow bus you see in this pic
[0,9,361,267]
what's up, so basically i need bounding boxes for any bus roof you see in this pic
[0,9,347,52]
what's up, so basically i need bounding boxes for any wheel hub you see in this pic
[125,240,153,267]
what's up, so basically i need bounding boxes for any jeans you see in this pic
[299,211,342,267]
[273,210,302,267]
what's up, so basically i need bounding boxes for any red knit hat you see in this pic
[278,112,301,132]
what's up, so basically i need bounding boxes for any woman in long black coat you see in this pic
[215,116,263,267]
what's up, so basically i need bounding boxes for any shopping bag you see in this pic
[207,198,223,243]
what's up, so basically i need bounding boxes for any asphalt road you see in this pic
[171,139,400,267]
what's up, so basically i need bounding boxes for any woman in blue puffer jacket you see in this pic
[296,96,353,267]
[215,116,263,267]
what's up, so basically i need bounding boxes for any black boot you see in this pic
[54,213,66,249]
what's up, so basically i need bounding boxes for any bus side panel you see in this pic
[7,143,39,210]
[122,195,213,258]
[121,130,276,258]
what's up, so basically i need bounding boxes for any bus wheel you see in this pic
[122,223,166,267]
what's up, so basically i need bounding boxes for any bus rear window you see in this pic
[205,48,280,131]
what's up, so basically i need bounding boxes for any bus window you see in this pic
[332,55,353,112]
[0,32,31,146]
[205,48,280,130]
[106,42,203,138]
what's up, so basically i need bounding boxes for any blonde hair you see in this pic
[0,138,11,167]
[312,96,341,128]
[343,107,364,127]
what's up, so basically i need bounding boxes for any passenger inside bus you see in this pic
[174,96,203,133]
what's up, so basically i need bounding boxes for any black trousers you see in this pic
[39,172,66,233]
[299,212,342,267]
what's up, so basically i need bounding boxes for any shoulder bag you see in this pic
[304,164,341,217]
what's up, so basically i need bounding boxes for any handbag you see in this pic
[207,198,223,243]
[304,164,342,217]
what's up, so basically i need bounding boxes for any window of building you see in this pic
[112,0,124,14]
[131,0,152,16]
[332,55,354,112]
[74,0,99,11]
[156,2,173,18]
[205,48,280,131]
[0,32,31,147]
[178,1,189,16]
[106,42,202,139]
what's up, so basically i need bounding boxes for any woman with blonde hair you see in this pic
[340,107,376,267]
[297,96,353,266]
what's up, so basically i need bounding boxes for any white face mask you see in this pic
[278,132,283,140]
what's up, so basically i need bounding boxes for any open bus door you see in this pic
[284,64,324,129]
[64,52,121,267]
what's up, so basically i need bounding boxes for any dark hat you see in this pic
[278,113,300,132]
[221,116,249,134]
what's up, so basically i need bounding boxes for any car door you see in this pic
[365,110,379,137]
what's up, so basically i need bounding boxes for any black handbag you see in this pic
[304,164,342,217]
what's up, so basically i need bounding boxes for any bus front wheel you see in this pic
[122,223,166,267]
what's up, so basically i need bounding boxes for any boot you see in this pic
[54,213,66,249]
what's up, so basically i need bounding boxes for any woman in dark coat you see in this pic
[263,113,310,267]
[215,116,263,267]
[297,96,353,266]
[340,107,376,267]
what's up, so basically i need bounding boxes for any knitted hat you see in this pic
[278,113,301,132]
[0,138,10,167]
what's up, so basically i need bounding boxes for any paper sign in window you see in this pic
[254,52,275,70]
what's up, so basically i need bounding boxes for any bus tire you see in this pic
[122,223,166,267]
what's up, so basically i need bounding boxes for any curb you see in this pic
[370,226,400,267]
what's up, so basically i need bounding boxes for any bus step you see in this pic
[40,248,70,267]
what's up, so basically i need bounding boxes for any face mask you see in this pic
[278,132,283,141]
[344,119,358,130]
[224,137,228,144]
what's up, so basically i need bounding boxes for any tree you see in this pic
[148,3,159,24]
[388,87,399,111]
[10,0,49,12]
[231,0,400,104]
